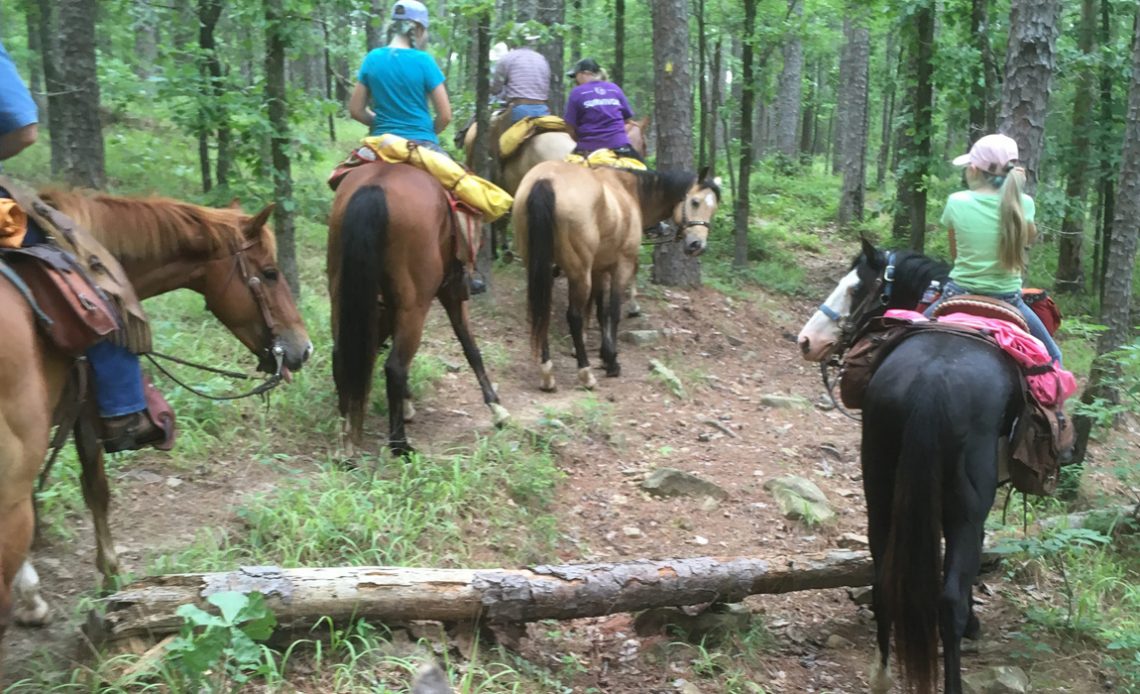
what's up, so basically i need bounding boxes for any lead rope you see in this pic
[145,350,283,401]
[820,358,862,422]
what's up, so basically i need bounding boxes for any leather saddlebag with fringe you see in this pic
[2,244,119,355]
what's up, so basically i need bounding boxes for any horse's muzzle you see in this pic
[685,238,707,256]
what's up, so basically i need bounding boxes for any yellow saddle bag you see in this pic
[499,116,572,159]
[362,134,513,222]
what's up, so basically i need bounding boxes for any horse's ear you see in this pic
[860,236,880,266]
[636,116,649,130]
[697,165,709,182]
[245,203,276,236]
[227,197,242,210]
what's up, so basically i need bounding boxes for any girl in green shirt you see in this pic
[924,133,1062,365]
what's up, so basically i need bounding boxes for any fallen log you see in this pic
[96,549,1003,641]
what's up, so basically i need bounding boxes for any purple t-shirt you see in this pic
[564,81,633,152]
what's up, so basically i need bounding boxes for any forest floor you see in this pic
[3,232,1137,693]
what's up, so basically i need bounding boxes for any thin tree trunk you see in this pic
[323,12,337,143]
[707,35,722,174]
[197,0,223,193]
[365,0,385,51]
[892,3,933,251]
[613,0,625,87]
[24,4,47,119]
[876,32,896,188]
[1094,0,1116,301]
[569,0,583,59]
[651,0,699,286]
[133,0,159,85]
[998,0,1063,196]
[535,0,565,114]
[265,0,298,295]
[838,21,870,226]
[799,58,816,161]
[832,19,852,175]
[1055,0,1097,293]
[968,0,991,144]
[473,8,493,291]
[697,0,708,170]
[774,0,803,159]
[733,0,757,270]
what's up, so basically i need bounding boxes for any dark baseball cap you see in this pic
[567,58,601,78]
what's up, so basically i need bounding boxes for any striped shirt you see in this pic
[490,48,550,102]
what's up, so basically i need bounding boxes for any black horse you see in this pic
[798,239,1024,694]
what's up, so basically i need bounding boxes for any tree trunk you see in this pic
[365,0,386,51]
[707,35,722,174]
[133,0,159,85]
[799,59,816,160]
[891,2,933,251]
[651,0,700,287]
[832,19,852,175]
[473,8,494,291]
[613,0,625,87]
[732,0,758,271]
[1055,0,1097,293]
[265,0,298,296]
[838,21,870,226]
[536,1,565,115]
[773,0,803,159]
[47,0,105,189]
[968,0,991,144]
[1094,0,1116,302]
[322,10,337,143]
[95,550,1004,641]
[1073,7,1140,463]
[876,32,896,188]
[24,4,47,119]
[569,0,583,60]
[998,0,1062,196]
[697,0,708,170]
[197,0,224,193]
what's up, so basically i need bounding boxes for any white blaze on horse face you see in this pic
[797,268,861,362]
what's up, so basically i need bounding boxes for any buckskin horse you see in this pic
[328,162,509,456]
[3,190,311,645]
[797,239,1023,694]
[514,162,719,392]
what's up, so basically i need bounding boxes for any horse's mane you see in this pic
[887,249,950,299]
[631,168,696,205]
[38,188,276,261]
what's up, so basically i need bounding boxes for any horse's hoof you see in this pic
[869,658,893,694]
[578,368,597,390]
[403,399,416,423]
[13,561,50,626]
[540,361,557,392]
[489,402,511,427]
[964,612,981,640]
[626,303,641,318]
[390,442,416,458]
[605,363,621,378]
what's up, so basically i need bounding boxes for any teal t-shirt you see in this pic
[942,190,1036,295]
[357,47,445,143]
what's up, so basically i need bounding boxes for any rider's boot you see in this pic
[102,410,164,453]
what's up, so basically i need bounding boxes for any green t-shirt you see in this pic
[942,190,1036,295]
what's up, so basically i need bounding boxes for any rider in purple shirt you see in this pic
[563,58,641,161]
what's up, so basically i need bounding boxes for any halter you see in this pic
[674,194,714,241]
[816,251,896,358]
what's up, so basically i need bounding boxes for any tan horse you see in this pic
[328,163,509,455]
[3,191,310,644]
[514,162,719,391]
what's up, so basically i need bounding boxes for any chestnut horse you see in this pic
[328,163,509,455]
[3,191,311,646]
[514,162,719,391]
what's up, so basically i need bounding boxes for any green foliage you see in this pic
[164,591,278,688]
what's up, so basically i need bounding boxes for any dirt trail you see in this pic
[2,260,1119,692]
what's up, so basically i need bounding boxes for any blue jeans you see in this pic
[410,139,450,157]
[509,103,550,123]
[11,192,148,417]
[923,279,1063,366]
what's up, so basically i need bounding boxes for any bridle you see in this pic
[644,192,715,245]
[816,252,897,421]
[147,237,287,401]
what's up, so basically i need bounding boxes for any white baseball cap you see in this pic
[952,133,1020,174]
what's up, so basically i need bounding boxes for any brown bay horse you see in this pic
[328,162,509,456]
[3,191,310,644]
[514,162,719,391]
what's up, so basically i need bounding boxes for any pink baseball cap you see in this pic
[952,133,1020,173]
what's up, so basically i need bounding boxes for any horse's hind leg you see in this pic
[567,277,596,389]
[74,399,120,590]
[0,495,36,646]
[439,289,510,427]
[862,420,899,694]
[385,308,429,456]
[940,442,998,694]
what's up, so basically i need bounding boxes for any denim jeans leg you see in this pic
[922,280,968,319]
[509,104,550,123]
[86,340,147,417]
[1009,295,1063,366]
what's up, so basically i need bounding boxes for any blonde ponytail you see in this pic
[998,166,1029,273]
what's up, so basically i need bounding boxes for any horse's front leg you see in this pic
[438,289,510,427]
[567,278,596,389]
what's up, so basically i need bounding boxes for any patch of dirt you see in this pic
[3,256,1132,692]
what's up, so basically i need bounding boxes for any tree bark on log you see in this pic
[96,550,1003,641]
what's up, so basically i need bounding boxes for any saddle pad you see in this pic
[932,294,1028,332]
[499,116,571,159]
[564,149,648,170]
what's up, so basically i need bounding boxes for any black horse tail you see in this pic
[884,396,952,694]
[335,184,388,430]
[526,178,556,356]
